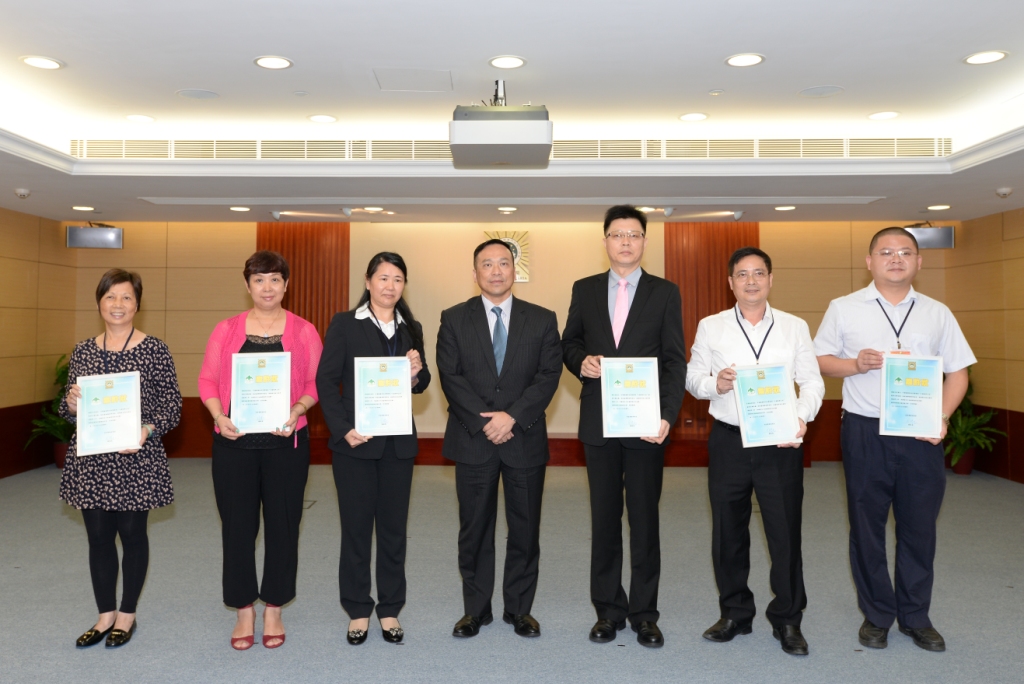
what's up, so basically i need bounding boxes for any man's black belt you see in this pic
[714,419,741,434]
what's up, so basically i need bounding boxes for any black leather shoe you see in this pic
[76,625,113,648]
[452,613,493,638]
[858,619,889,649]
[702,618,753,642]
[503,611,540,637]
[631,620,664,648]
[382,626,404,644]
[773,624,809,656]
[105,620,136,648]
[899,625,945,652]
[589,618,626,643]
[346,629,367,645]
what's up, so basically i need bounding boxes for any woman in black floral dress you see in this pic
[60,269,181,649]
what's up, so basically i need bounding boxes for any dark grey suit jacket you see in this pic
[436,295,562,467]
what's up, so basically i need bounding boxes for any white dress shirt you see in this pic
[686,303,825,425]
[355,302,402,338]
[813,282,976,418]
[483,294,513,338]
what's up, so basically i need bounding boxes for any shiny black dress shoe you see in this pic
[631,620,664,648]
[772,624,809,656]
[105,620,136,648]
[76,625,113,648]
[347,628,368,645]
[702,618,753,642]
[858,619,889,649]
[589,618,626,643]
[382,626,404,644]
[899,625,945,652]
[502,611,540,637]
[452,613,493,638]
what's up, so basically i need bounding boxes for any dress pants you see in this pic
[841,411,945,629]
[334,439,415,619]
[585,440,664,624]
[455,456,546,617]
[707,421,806,627]
[211,438,310,608]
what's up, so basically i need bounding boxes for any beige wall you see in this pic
[350,222,664,436]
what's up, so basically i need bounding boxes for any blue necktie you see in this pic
[491,306,507,374]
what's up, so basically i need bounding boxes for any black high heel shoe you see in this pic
[76,625,113,648]
[382,625,404,643]
[105,620,137,648]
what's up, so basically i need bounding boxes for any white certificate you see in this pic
[230,352,292,433]
[76,371,142,457]
[732,363,802,448]
[879,353,943,439]
[355,357,413,436]
[600,357,661,438]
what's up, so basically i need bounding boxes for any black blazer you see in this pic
[562,269,687,448]
[316,311,431,459]
[436,296,562,467]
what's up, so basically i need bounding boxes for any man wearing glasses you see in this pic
[815,227,974,653]
[562,205,687,647]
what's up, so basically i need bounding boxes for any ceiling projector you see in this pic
[449,80,552,169]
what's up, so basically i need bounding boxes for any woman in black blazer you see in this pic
[316,252,430,645]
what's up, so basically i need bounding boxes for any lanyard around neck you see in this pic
[368,306,398,356]
[876,299,915,349]
[102,327,134,374]
[734,306,774,363]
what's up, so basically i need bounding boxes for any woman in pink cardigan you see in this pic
[199,250,323,651]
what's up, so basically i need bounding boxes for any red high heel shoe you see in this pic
[231,604,255,651]
[262,603,285,649]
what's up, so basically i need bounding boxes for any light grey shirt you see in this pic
[483,294,513,339]
[607,266,643,321]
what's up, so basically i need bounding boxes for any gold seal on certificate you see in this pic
[231,352,292,433]
[732,363,802,448]
[879,353,943,439]
[355,357,413,436]
[76,371,142,456]
[600,358,661,438]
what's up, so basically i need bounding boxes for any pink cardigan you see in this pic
[198,310,323,433]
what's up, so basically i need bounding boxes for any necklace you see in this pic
[251,308,282,338]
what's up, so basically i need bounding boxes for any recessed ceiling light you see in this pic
[176,89,219,99]
[927,204,951,211]
[489,56,526,69]
[964,51,1007,65]
[726,53,764,67]
[126,115,154,123]
[799,85,844,98]
[384,211,395,215]
[21,55,65,70]
[254,56,293,70]
[308,114,336,123]
[364,207,383,212]
[680,113,708,121]
[868,111,900,120]
[293,91,308,96]
[775,206,796,211]
[72,206,94,211]
[230,207,250,212]
[637,207,656,212]
[497,207,517,212]
[709,89,725,96]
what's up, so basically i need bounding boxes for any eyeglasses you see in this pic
[873,249,917,259]
[605,232,645,242]
[731,270,769,281]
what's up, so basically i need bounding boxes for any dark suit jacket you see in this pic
[436,295,562,467]
[316,311,431,459]
[562,269,687,448]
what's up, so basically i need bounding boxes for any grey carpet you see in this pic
[1,461,1021,683]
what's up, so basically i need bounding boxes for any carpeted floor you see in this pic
[1,460,1021,684]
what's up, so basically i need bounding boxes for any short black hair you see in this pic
[868,227,919,253]
[243,250,290,282]
[603,205,647,234]
[473,238,515,265]
[728,247,772,276]
[95,268,143,310]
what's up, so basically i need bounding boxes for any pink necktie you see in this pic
[612,279,628,347]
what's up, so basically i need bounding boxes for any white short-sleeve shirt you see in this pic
[813,282,976,417]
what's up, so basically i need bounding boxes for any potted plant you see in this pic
[943,371,1005,475]
[25,355,75,468]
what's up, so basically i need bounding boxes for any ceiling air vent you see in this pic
[214,141,257,159]
[849,139,896,157]
[801,139,845,157]
[644,140,664,158]
[413,141,452,160]
[70,140,83,157]
[896,138,938,157]
[939,138,952,156]
[85,140,125,158]
[757,140,802,158]
[599,140,642,159]
[174,140,215,159]
[371,141,413,160]
[552,141,600,159]
[709,140,755,158]
[666,140,709,158]
[124,140,170,159]
[261,141,307,159]
[350,141,368,159]
[306,141,346,159]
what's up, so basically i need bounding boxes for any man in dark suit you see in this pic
[562,205,687,648]
[436,238,562,639]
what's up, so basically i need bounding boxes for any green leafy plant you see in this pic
[943,370,1006,466]
[25,355,75,447]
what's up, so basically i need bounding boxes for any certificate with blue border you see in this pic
[600,358,661,438]
[732,363,802,448]
[76,371,142,457]
[230,351,291,433]
[879,353,943,439]
[354,357,413,436]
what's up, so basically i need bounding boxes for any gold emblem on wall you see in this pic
[484,231,530,282]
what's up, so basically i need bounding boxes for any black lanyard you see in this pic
[368,307,399,356]
[734,306,774,363]
[102,327,134,374]
[876,299,915,349]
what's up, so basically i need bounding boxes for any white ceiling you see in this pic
[1,0,1024,223]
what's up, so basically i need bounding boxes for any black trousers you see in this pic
[842,411,945,629]
[333,439,415,619]
[211,438,310,608]
[708,421,806,627]
[455,456,546,617]
[585,440,664,623]
[81,509,150,614]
